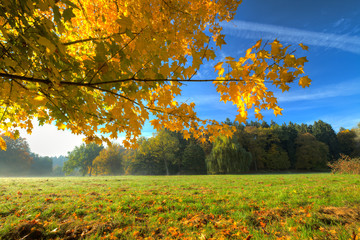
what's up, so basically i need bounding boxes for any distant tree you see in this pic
[337,129,357,157]
[30,154,53,176]
[240,126,290,171]
[261,121,270,128]
[352,123,360,157]
[265,144,290,170]
[127,137,164,175]
[93,143,125,175]
[270,120,279,128]
[170,131,188,173]
[122,148,136,175]
[278,122,298,168]
[206,136,252,174]
[295,133,329,170]
[181,140,207,174]
[238,126,265,171]
[52,155,68,167]
[63,143,103,176]
[295,123,312,134]
[0,135,32,176]
[53,165,65,176]
[152,129,180,175]
[312,120,339,160]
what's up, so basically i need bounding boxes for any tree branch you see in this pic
[62,32,137,46]
[0,72,276,86]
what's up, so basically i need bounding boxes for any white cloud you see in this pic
[19,123,85,157]
[221,20,360,54]
[19,122,154,157]
[277,78,360,102]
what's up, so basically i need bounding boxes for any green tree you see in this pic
[241,126,289,171]
[278,122,298,168]
[53,165,65,176]
[181,140,207,174]
[0,135,32,176]
[93,143,125,175]
[206,136,252,174]
[30,154,53,176]
[238,125,265,171]
[265,144,290,170]
[337,129,357,157]
[151,129,180,175]
[295,123,312,134]
[63,143,103,176]
[127,137,163,175]
[295,133,329,170]
[312,120,339,160]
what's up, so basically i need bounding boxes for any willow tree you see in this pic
[206,135,252,174]
[0,0,311,149]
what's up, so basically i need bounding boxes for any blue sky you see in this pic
[22,0,360,156]
[180,0,360,130]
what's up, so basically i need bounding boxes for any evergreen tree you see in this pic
[312,120,339,160]
[181,141,207,174]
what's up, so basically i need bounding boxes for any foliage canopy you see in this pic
[0,0,311,149]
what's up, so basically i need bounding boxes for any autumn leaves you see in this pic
[214,39,310,122]
[0,0,311,149]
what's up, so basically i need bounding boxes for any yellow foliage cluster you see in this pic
[0,0,310,149]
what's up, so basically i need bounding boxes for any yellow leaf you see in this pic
[57,123,66,130]
[271,40,282,56]
[183,130,190,140]
[214,62,223,72]
[225,56,235,61]
[297,57,308,66]
[299,43,309,51]
[150,119,161,130]
[245,47,252,56]
[279,84,290,92]
[34,95,45,101]
[273,106,283,116]
[299,76,311,88]
[267,71,278,80]
[215,34,226,48]
[38,36,56,54]
[218,68,225,76]
[255,112,263,121]
[254,39,262,49]
[0,137,6,150]
[214,62,224,76]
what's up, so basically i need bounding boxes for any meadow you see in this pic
[1,174,360,239]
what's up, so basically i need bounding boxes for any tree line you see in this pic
[1,120,359,176]
[59,119,360,175]
[0,136,52,176]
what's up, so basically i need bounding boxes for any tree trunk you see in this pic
[164,158,169,175]
[89,166,92,176]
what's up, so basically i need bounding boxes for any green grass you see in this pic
[1,174,360,239]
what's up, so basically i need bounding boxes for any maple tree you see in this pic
[0,0,311,149]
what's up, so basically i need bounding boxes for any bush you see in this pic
[328,154,360,174]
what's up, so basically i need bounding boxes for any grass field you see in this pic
[1,174,360,239]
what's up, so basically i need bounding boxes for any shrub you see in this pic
[328,154,360,174]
